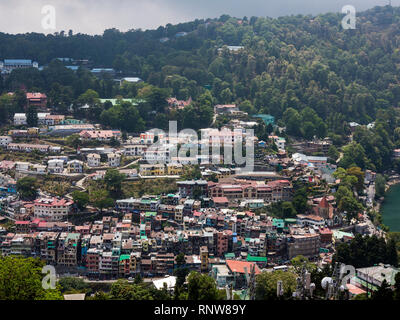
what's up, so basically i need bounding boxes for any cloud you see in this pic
[0,0,397,34]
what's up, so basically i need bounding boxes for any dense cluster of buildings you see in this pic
[0,90,392,298]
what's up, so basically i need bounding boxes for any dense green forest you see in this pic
[1,5,400,172]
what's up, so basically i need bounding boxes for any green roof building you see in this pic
[253,114,275,126]
[247,255,267,263]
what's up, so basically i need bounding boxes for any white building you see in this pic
[37,113,51,125]
[119,169,138,179]
[15,162,30,172]
[87,153,101,167]
[14,113,27,126]
[107,153,121,167]
[122,144,147,156]
[66,160,83,173]
[0,136,12,147]
[269,135,286,151]
[47,159,64,174]
[33,197,73,221]
[0,59,39,74]
[32,164,46,174]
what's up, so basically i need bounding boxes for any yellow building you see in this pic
[139,164,165,176]
[166,163,183,176]
[200,246,209,272]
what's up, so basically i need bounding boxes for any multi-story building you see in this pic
[35,232,58,264]
[87,153,101,167]
[287,233,320,260]
[208,180,292,204]
[57,232,80,267]
[80,130,121,142]
[177,180,208,198]
[355,264,400,291]
[166,163,183,176]
[99,251,113,277]
[155,252,175,275]
[7,143,51,153]
[44,114,65,126]
[200,246,209,272]
[87,248,101,275]
[139,164,165,176]
[107,153,121,167]
[215,231,229,257]
[13,113,27,126]
[0,59,38,74]
[47,159,64,174]
[66,160,83,173]
[26,92,47,109]
[122,144,147,156]
[33,197,74,221]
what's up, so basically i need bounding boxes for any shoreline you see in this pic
[385,178,400,191]
[376,176,400,232]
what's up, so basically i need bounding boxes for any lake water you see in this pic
[382,183,400,232]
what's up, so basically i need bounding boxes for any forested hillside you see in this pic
[1,5,400,172]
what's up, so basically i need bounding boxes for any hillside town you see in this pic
[0,74,393,299]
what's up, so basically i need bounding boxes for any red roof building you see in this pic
[26,92,47,109]
[226,259,261,275]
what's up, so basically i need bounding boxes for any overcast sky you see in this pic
[0,0,398,35]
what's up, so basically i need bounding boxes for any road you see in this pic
[65,157,141,201]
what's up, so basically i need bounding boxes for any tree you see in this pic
[87,291,111,300]
[187,272,221,300]
[182,165,202,180]
[71,191,89,210]
[174,253,189,289]
[59,277,88,293]
[16,176,38,200]
[255,271,297,300]
[339,142,369,170]
[0,93,13,125]
[291,255,316,274]
[239,100,256,115]
[328,145,339,161]
[371,280,393,300]
[281,201,297,218]
[292,186,309,214]
[26,105,38,127]
[283,108,301,137]
[0,256,63,300]
[334,234,397,268]
[104,169,125,197]
[302,121,315,140]
[346,167,365,193]
[66,134,81,150]
[334,185,363,220]
[394,272,400,300]
[89,189,114,213]
[386,238,398,267]
[109,279,153,300]
[375,174,386,199]
[77,89,100,107]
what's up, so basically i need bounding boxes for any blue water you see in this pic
[382,183,400,232]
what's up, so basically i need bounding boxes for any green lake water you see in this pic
[382,183,400,232]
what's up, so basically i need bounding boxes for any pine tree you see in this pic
[371,280,393,300]
[26,105,38,127]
